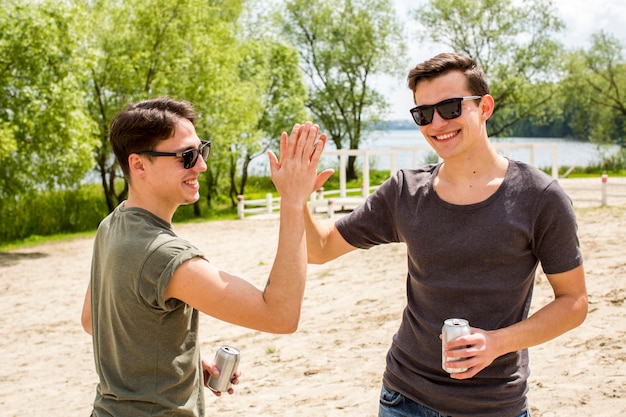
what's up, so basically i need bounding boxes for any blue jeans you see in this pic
[378,385,530,417]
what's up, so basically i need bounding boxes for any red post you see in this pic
[601,174,608,206]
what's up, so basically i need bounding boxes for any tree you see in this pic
[82,0,248,212]
[226,40,308,203]
[414,0,566,137]
[280,0,406,180]
[0,1,98,199]
[562,32,626,146]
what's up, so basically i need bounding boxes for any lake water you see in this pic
[250,130,621,174]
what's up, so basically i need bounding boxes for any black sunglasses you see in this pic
[136,140,212,169]
[409,96,482,126]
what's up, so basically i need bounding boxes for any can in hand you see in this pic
[208,345,240,392]
[442,318,470,374]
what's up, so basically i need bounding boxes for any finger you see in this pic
[286,123,304,158]
[300,123,319,161]
[293,122,313,160]
[309,132,327,163]
[278,131,288,162]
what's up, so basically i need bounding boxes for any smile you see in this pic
[434,131,459,141]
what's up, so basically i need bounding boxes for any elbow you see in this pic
[276,317,300,334]
[307,252,330,265]
[564,291,589,331]
[574,293,589,327]
[307,255,324,265]
[269,315,301,335]
[277,323,299,335]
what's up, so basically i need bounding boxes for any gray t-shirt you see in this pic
[89,204,206,416]
[336,160,582,417]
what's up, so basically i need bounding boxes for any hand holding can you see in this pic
[442,318,470,373]
[208,345,240,392]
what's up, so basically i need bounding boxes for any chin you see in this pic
[183,194,200,205]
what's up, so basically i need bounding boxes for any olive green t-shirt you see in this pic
[89,203,206,416]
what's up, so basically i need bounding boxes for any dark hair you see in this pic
[407,53,490,97]
[109,97,197,178]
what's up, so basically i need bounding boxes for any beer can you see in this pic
[442,318,470,374]
[208,345,240,392]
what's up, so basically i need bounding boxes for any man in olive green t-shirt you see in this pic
[81,97,333,416]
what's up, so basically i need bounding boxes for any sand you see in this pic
[0,177,625,416]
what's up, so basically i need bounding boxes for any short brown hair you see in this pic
[407,53,490,98]
[109,97,197,178]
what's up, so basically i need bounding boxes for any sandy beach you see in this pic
[0,177,625,416]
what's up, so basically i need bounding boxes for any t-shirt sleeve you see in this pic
[532,180,583,274]
[336,173,402,249]
[140,238,206,311]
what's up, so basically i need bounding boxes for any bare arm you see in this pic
[445,264,588,378]
[303,206,357,264]
[166,122,333,334]
[81,284,92,335]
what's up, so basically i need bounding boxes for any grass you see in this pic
[0,231,97,251]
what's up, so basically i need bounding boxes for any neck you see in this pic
[438,145,506,184]
[125,192,175,224]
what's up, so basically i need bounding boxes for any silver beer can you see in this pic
[442,318,470,374]
[208,345,240,392]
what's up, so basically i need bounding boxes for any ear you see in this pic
[128,153,147,179]
[480,94,495,121]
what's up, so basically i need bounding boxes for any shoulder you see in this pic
[509,160,553,184]
[507,160,566,196]
[383,164,438,192]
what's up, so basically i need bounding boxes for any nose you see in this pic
[194,155,208,172]
[430,109,449,127]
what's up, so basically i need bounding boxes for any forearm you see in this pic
[304,205,353,264]
[304,206,328,264]
[492,289,588,356]
[81,284,93,335]
[262,203,307,333]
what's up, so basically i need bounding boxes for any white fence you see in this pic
[237,143,563,218]
[559,175,626,207]
[236,194,281,219]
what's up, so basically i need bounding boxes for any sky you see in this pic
[382,0,626,120]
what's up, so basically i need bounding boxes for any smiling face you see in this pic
[413,71,494,162]
[128,118,207,221]
[148,118,207,204]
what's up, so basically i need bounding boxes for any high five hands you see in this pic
[268,122,335,204]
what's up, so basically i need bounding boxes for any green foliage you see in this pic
[218,39,309,203]
[280,0,406,179]
[0,1,99,199]
[2,0,626,247]
[560,32,626,145]
[0,184,108,244]
[416,0,566,137]
[79,0,252,211]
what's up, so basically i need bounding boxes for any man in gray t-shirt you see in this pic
[81,97,334,416]
[304,53,587,417]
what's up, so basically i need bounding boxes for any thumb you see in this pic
[267,150,279,173]
[314,169,335,191]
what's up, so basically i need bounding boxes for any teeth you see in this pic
[184,179,198,185]
[435,132,457,140]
